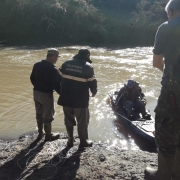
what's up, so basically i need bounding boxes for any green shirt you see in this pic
[153,17,180,85]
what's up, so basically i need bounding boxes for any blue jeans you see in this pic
[123,100,146,117]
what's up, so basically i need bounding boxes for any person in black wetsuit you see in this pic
[115,80,149,119]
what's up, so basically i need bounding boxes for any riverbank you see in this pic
[0,133,157,180]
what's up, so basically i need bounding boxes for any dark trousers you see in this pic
[123,100,146,116]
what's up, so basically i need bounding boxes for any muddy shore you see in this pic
[0,133,157,180]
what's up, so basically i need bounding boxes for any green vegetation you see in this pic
[0,0,168,46]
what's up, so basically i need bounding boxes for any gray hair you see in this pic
[165,0,180,12]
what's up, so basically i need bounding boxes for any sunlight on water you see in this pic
[0,46,162,150]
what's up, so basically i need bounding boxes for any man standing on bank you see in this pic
[145,1,180,180]
[30,48,61,141]
[58,49,97,148]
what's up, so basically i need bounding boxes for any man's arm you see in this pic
[30,65,35,86]
[115,88,124,106]
[153,54,164,72]
[89,80,97,97]
[138,87,145,99]
[87,67,97,97]
[152,23,166,72]
[52,67,61,95]
[138,87,146,105]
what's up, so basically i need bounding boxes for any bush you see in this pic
[0,0,168,46]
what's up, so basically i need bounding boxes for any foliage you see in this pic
[0,0,169,46]
[133,0,168,25]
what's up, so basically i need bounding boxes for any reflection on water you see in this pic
[0,46,162,151]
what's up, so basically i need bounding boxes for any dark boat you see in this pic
[109,92,155,144]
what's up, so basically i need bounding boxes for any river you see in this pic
[0,46,162,150]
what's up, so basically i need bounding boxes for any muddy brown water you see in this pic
[0,46,162,150]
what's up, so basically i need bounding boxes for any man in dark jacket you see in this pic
[115,80,148,119]
[30,48,61,141]
[58,49,97,148]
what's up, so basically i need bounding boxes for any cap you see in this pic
[47,48,60,57]
[78,49,90,57]
[77,49,92,63]
[126,80,135,88]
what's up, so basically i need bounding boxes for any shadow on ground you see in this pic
[26,148,84,180]
[0,134,84,180]
[0,136,45,180]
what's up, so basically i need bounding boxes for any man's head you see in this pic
[126,80,135,89]
[78,49,90,58]
[165,0,180,20]
[77,49,92,63]
[46,48,60,64]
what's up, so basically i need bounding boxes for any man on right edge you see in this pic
[145,1,180,180]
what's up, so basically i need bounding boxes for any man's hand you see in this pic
[153,54,164,72]
[142,101,146,106]
[141,99,146,106]
[115,105,119,110]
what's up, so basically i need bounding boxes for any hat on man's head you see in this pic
[126,80,135,88]
[47,48,60,57]
[77,49,92,63]
[78,49,90,57]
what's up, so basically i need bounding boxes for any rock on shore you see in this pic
[0,133,157,180]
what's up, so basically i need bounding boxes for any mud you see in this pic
[0,133,157,180]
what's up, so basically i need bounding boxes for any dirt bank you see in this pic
[0,133,157,180]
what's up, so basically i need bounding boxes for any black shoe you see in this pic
[66,126,74,148]
[45,133,60,142]
[37,132,44,140]
[79,140,93,148]
[44,124,60,142]
[67,138,75,148]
